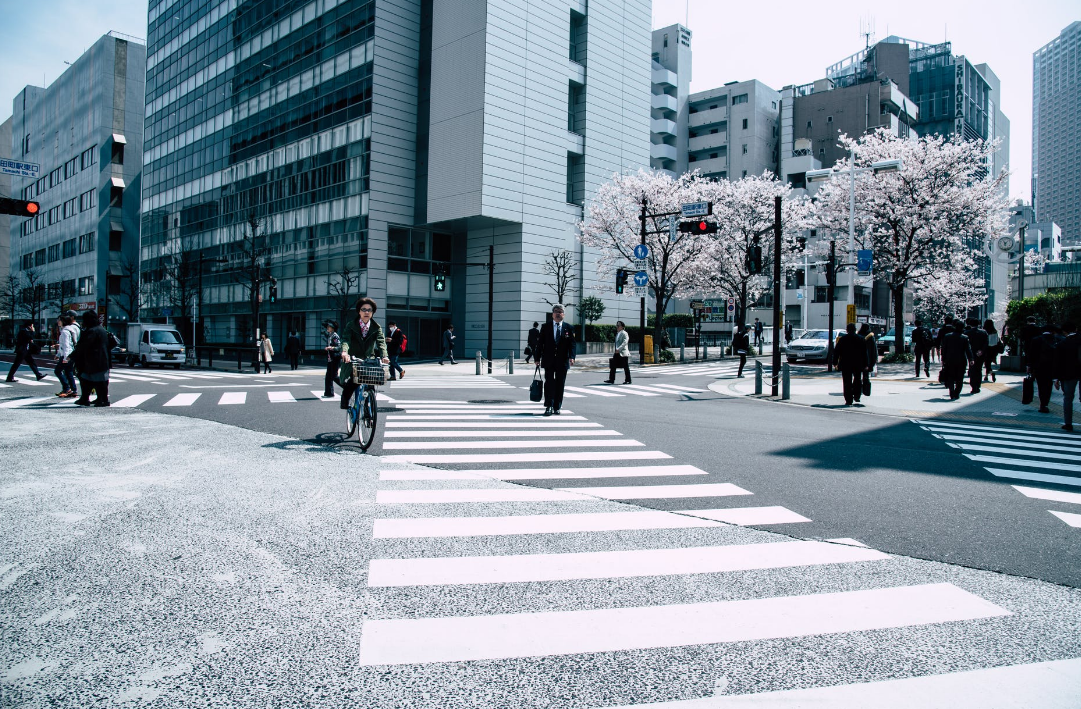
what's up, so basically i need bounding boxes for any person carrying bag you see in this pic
[604,321,632,385]
[529,366,544,402]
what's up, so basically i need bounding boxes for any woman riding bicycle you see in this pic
[339,296,390,409]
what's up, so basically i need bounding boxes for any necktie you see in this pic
[555,324,561,340]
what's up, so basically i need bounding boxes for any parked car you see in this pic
[878,326,914,354]
[110,344,129,365]
[786,329,846,363]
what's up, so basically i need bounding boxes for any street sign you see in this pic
[0,158,40,178]
[846,304,856,325]
[681,201,712,218]
[856,249,873,274]
[633,244,650,260]
[796,292,804,300]
[632,286,647,297]
[162,307,172,317]
[633,259,646,270]
[727,302,735,314]
[669,218,678,243]
[633,271,648,287]
[690,300,704,309]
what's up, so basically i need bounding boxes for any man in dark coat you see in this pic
[71,311,113,407]
[964,317,990,394]
[911,320,932,378]
[1027,324,1060,413]
[439,324,456,365]
[6,321,45,382]
[832,323,868,405]
[534,304,576,416]
[1054,321,1081,431]
[940,321,973,400]
[1019,316,1040,368]
[285,331,302,370]
[732,325,750,378]
[524,322,540,364]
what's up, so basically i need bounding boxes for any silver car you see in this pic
[786,329,846,363]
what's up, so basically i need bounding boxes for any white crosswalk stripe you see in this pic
[112,394,156,408]
[917,419,1081,532]
[219,392,247,405]
[267,391,297,403]
[163,393,201,407]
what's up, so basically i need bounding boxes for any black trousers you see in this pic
[325,357,341,396]
[914,348,930,375]
[608,354,631,383]
[942,365,965,399]
[737,354,747,377]
[544,366,568,409]
[1036,373,1054,409]
[968,357,985,392]
[7,353,42,380]
[289,353,300,370]
[841,369,862,404]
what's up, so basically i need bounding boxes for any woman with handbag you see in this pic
[604,321,632,385]
[6,321,46,382]
[338,297,390,409]
[258,333,275,373]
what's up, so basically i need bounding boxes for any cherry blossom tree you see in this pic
[811,129,1009,353]
[579,169,710,355]
[912,271,987,323]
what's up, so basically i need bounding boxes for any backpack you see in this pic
[398,331,407,353]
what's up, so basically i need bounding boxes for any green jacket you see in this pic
[339,318,387,381]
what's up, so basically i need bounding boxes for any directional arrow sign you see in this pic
[633,244,650,260]
[633,271,649,287]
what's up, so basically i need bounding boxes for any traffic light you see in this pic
[748,236,763,274]
[678,219,718,235]
[0,198,40,217]
[269,285,277,303]
[825,260,836,285]
[615,268,627,294]
[434,273,446,291]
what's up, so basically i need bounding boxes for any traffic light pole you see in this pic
[826,239,837,373]
[772,196,782,397]
[639,201,647,366]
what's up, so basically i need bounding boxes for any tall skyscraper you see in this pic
[1033,21,1081,246]
[650,24,691,176]
[141,0,650,357]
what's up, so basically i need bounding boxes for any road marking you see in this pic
[179,383,304,389]
[0,397,53,408]
[915,420,1078,440]
[268,391,297,403]
[602,658,1081,709]
[13,377,52,386]
[381,450,672,464]
[356,583,1010,665]
[386,414,585,421]
[389,408,550,414]
[949,443,1081,462]
[381,439,644,450]
[564,385,624,397]
[112,394,156,408]
[1012,485,1081,505]
[826,538,869,547]
[378,464,709,481]
[684,506,812,525]
[965,454,1081,473]
[376,488,592,504]
[563,483,751,500]
[937,433,1081,450]
[1050,510,1081,527]
[986,467,1081,488]
[48,401,78,407]
[382,429,623,438]
[372,509,726,538]
[367,540,890,587]
[163,393,201,407]
[384,421,603,428]
[645,383,708,393]
[311,390,336,400]
[218,392,247,405]
[620,384,694,395]
[604,385,660,396]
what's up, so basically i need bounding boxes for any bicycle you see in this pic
[345,358,388,451]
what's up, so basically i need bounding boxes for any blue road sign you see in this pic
[856,249,873,273]
[633,244,650,260]
[633,271,648,287]
[162,308,172,317]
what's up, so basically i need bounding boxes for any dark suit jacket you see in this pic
[1027,332,1059,375]
[14,327,33,355]
[527,327,541,350]
[965,327,990,359]
[442,329,455,349]
[72,325,112,375]
[285,335,302,355]
[833,333,868,371]
[536,321,576,370]
[941,332,972,369]
[1054,333,1081,381]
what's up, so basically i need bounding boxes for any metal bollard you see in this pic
[703,345,708,361]
[755,360,763,395]
[782,362,790,400]
[679,344,685,362]
[508,351,515,374]
[476,351,482,375]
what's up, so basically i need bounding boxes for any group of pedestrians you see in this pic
[1020,318,1081,429]
[6,312,116,407]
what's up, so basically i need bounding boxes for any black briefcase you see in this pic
[1021,377,1034,405]
[862,377,872,397]
[529,366,543,402]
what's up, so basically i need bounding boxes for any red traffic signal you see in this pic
[0,197,40,217]
[678,219,718,235]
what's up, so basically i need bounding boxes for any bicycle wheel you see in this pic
[344,388,360,437]
[358,387,378,451]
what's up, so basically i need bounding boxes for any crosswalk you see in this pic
[648,361,744,378]
[517,381,709,399]
[915,419,1081,532]
[357,401,1016,683]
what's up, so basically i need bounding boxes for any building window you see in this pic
[77,276,94,296]
[62,280,76,298]
[80,145,97,170]
[22,134,30,155]
[733,94,748,105]
[772,101,777,109]
[21,253,33,269]
[710,153,718,159]
[62,239,77,259]
[742,144,748,154]
[807,120,813,129]
[742,170,747,178]
[110,185,123,207]
[79,189,96,212]
[827,116,833,124]
[742,118,748,130]
[47,244,60,262]
[35,248,47,267]
[111,142,125,165]
[64,157,78,179]
[79,233,95,254]
[109,230,123,251]
[689,155,697,162]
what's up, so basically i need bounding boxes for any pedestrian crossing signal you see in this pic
[434,273,446,291]
[269,286,277,303]
[615,269,627,294]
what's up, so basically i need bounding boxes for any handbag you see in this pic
[28,340,42,355]
[1021,376,1034,405]
[862,376,872,397]
[523,346,532,357]
[529,366,543,402]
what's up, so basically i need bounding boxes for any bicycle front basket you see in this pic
[352,360,388,386]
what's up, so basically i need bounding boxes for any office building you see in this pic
[141,0,650,357]
[688,80,779,181]
[1,117,11,343]
[650,24,691,176]
[1033,21,1081,246]
[8,33,145,334]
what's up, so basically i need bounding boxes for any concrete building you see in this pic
[1033,21,1081,246]
[650,24,691,176]
[8,33,145,337]
[687,80,779,181]
[1,116,11,344]
[141,0,650,358]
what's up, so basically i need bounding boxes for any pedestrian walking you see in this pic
[323,321,342,398]
[71,311,112,407]
[258,333,275,373]
[524,322,540,364]
[338,297,389,410]
[982,319,1001,383]
[386,320,405,381]
[535,304,576,416]
[285,331,302,370]
[6,321,46,382]
[54,313,81,398]
[784,321,793,343]
[753,318,764,348]
[833,323,869,405]
[604,320,632,385]
[1054,321,1081,431]
[964,317,990,394]
[1027,323,1060,413]
[732,324,750,378]
[1019,315,1040,369]
[911,320,932,378]
[858,323,877,394]
[439,323,456,365]
[940,321,972,400]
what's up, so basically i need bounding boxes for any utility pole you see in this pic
[826,238,837,373]
[488,243,494,374]
[771,196,782,396]
[1017,224,1026,301]
[639,200,647,366]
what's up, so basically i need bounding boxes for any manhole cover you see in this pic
[468,400,514,404]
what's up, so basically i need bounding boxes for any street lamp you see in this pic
[806,152,903,327]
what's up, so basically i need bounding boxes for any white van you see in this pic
[127,323,186,368]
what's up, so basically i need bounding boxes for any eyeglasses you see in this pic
[359,307,373,312]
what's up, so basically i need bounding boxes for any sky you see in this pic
[2,0,1076,204]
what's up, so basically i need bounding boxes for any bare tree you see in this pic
[230,212,272,343]
[542,249,578,309]
[161,235,201,322]
[21,269,48,329]
[1,273,26,347]
[326,265,360,328]
[109,254,144,323]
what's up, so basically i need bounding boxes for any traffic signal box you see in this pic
[615,268,627,294]
[0,198,40,217]
[678,220,718,235]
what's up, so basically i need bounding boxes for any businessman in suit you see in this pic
[535,304,576,416]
